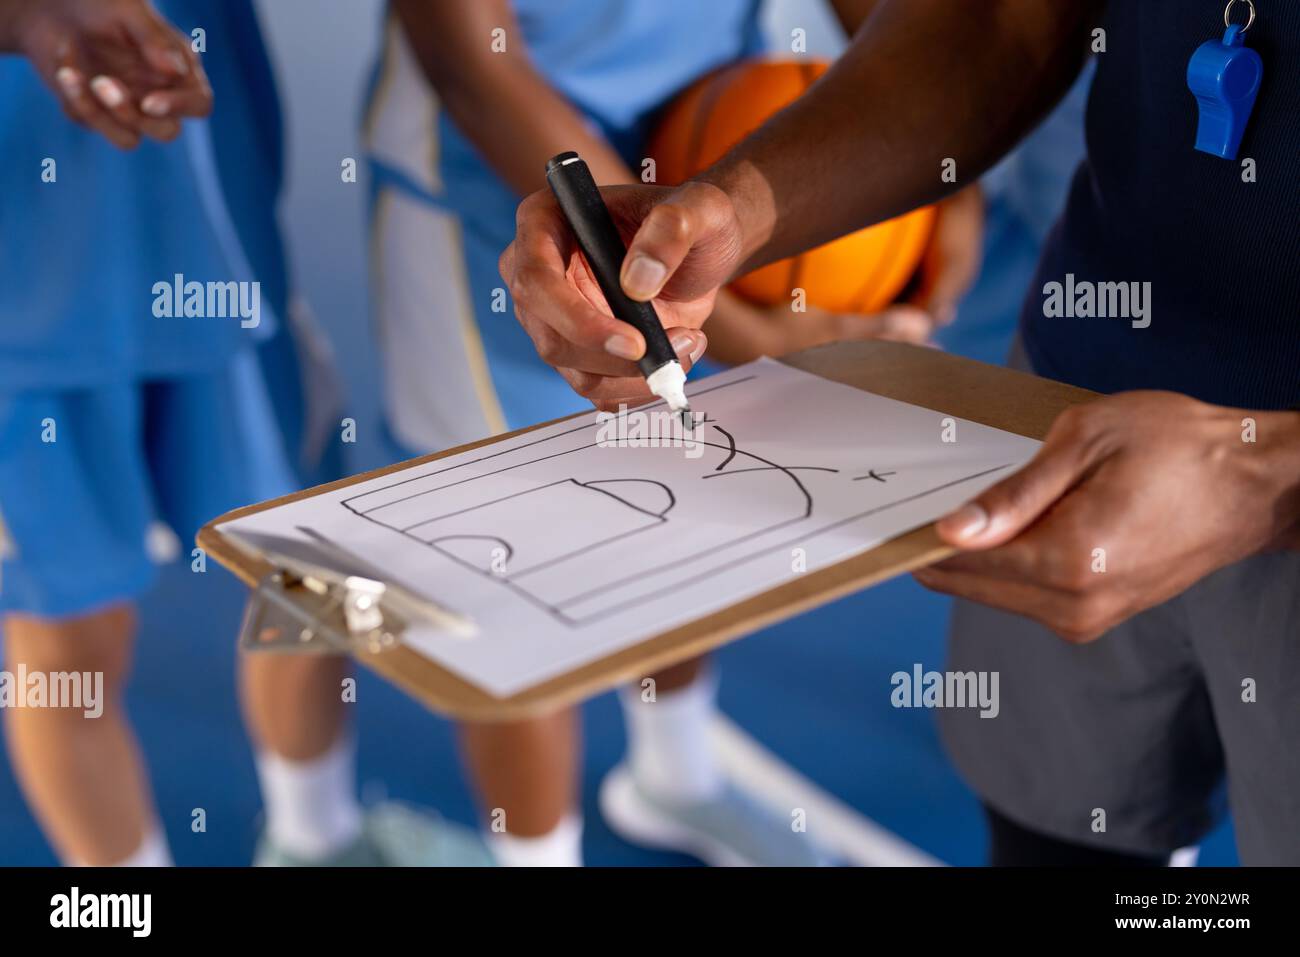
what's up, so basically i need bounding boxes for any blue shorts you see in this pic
[0,351,297,618]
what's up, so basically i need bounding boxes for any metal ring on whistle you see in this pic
[1224,0,1255,34]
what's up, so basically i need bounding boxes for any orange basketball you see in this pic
[648,59,937,314]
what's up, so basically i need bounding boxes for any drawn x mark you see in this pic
[854,469,896,483]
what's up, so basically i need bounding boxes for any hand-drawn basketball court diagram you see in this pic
[340,376,1013,626]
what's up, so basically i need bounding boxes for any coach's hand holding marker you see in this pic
[505,169,741,413]
[544,151,701,427]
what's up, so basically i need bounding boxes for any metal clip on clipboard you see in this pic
[230,529,477,656]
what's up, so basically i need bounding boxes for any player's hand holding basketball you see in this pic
[0,0,211,150]
[502,180,746,409]
[914,393,1300,642]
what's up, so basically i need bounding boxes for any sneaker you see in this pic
[254,802,495,867]
[599,764,825,866]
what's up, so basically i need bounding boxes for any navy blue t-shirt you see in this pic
[1020,0,1298,409]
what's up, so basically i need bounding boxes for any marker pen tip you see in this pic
[645,361,692,428]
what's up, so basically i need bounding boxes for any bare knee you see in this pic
[4,604,136,684]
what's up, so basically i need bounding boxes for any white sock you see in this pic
[486,814,583,867]
[620,671,724,804]
[75,823,172,867]
[255,734,363,860]
[1170,846,1200,867]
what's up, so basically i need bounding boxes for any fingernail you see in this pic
[141,93,169,117]
[168,51,189,74]
[622,255,666,299]
[688,334,707,364]
[669,331,706,365]
[885,312,927,337]
[56,67,81,94]
[604,334,642,360]
[90,76,124,108]
[940,503,989,541]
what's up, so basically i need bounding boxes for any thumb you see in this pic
[839,305,934,344]
[621,181,740,302]
[936,429,1095,549]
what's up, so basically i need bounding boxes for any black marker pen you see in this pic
[545,151,693,429]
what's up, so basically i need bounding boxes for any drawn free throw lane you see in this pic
[344,420,825,624]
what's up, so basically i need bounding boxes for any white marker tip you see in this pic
[645,361,690,421]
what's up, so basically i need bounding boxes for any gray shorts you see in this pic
[937,342,1300,865]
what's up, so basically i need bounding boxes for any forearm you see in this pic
[426,58,633,194]
[1260,409,1300,548]
[701,0,1099,272]
[392,0,633,195]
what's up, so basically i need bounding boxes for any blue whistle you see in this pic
[1186,24,1262,160]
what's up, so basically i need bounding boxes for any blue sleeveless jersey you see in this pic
[0,0,288,389]
[364,0,764,450]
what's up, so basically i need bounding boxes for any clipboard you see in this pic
[198,340,1096,721]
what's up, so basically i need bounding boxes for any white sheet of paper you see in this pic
[220,358,1040,697]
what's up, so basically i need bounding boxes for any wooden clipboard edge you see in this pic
[198,341,1098,722]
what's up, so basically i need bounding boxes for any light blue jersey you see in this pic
[0,0,319,618]
[0,0,288,390]
[364,0,763,454]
